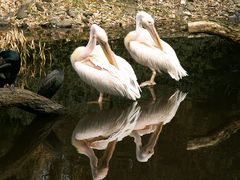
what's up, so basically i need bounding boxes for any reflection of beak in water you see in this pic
[131,122,163,162]
[71,102,141,180]
[130,90,187,162]
[91,140,117,180]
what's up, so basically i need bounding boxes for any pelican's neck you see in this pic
[85,34,97,56]
[101,42,119,69]
[71,33,97,64]
[136,19,143,31]
[106,44,119,69]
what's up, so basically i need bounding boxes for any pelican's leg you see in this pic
[140,123,164,161]
[148,87,156,101]
[98,140,117,168]
[88,93,111,110]
[92,140,117,179]
[98,92,104,103]
[150,69,157,83]
[142,123,163,151]
[98,92,104,110]
[88,92,104,110]
[140,69,157,87]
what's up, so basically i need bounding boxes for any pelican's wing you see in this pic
[91,45,141,99]
[0,63,11,70]
[73,53,139,100]
[116,55,137,80]
[128,40,168,70]
[92,45,138,81]
[125,29,187,81]
[161,90,187,125]
[115,55,141,92]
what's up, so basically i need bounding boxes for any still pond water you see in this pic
[0,36,240,180]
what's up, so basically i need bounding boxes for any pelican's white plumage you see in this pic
[71,24,141,102]
[125,11,188,86]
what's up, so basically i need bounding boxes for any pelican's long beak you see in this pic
[98,40,119,69]
[145,24,163,50]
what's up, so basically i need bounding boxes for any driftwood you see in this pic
[0,88,64,115]
[187,118,240,150]
[188,21,240,43]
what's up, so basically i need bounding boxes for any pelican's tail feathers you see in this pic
[169,89,188,103]
[168,65,188,81]
[124,79,141,100]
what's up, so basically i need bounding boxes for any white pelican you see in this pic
[70,24,141,104]
[124,11,188,87]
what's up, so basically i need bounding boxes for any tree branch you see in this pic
[187,118,240,150]
[188,21,240,43]
[0,88,64,115]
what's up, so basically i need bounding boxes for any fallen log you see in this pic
[0,88,64,115]
[188,21,240,43]
[187,118,240,150]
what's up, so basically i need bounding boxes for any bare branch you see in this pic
[188,21,240,43]
[0,88,64,115]
[187,119,240,150]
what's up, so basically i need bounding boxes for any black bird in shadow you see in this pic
[0,50,21,88]
[37,69,64,98]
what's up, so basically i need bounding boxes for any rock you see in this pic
[22,0,33,5]
[40,22,54,28]
[169,14,176,18]
[229,11,240,24]
[82,12,93,17]
[67,9,77,18]
[183,11,192,16]
[82,15,89,24]
[36,2,44,12]
[187,4,194,11]
[40,20,73,28]
[55,21,72,28]
[19,23,29,29]
[0,20,9,28]
[232,0,240,4]
[16,5,28,19]
[180,0,186,5]
[16,0,34,20]
[180,25,187,31]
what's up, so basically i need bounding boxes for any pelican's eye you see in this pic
[148,20,154,25]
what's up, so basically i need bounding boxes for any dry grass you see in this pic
[0,29,52,88]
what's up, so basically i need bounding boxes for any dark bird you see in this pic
[37,69,64,98]
[0,49,21,88]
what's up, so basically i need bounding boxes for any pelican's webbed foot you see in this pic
[140,80,156,88]
[4,84,16,94]
[87,93,111,110]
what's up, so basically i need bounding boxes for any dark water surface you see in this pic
[0,36,240,180]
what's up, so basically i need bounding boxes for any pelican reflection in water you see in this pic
[130,90,187,162]
[72,103,140,180]
[71,90,187,179]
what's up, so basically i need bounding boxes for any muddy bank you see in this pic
[0,0,240,40]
